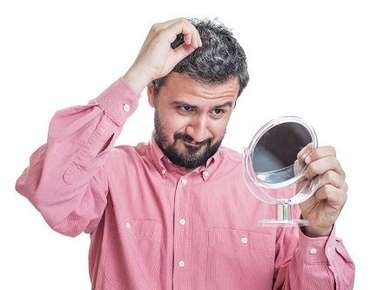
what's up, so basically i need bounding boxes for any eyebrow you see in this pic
[172,101,234,109]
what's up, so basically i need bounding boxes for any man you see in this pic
[15,17,355,289]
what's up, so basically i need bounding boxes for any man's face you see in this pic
[147,72,239,170]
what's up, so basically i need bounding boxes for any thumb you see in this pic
[172,43,197,62]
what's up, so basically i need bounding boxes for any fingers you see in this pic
[298,144,336,164]
[184,34,193,46]
[295,143,314,176]
[304,156,345,180]
[297,145,346,180]
[314,184,348,207]
[303,145,336,164]
[299,145,347,208]
[300,171,347,211]
[293,159,305,175]
[149,18,202,49]
[297,142,315,160]
[171,43,197,61]
[165,18,202,48]
[310,170,345,193]
[155,18,186,29]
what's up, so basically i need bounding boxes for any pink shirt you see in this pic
[15,78,355,290]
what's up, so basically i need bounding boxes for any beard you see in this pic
[153,110,224,170]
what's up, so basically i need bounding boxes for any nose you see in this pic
[185,114,210,144]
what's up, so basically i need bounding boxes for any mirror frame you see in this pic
[245,116,318,190]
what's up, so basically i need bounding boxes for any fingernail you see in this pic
[305,155,311,164]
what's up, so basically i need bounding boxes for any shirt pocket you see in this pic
[104,218,163,289]
[206,227,275,290]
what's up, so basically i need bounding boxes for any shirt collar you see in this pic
[147,137,222,180]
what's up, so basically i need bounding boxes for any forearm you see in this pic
[122,64,153,96]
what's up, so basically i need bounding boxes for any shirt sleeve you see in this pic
[15,77,140,237]
[273,217,355,290]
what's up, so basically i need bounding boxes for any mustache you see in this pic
[174,132,212,147]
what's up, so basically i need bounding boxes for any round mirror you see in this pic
[242,116,318,226]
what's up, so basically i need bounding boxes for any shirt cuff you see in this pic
[90,77,140,127]
[298,225,336,265]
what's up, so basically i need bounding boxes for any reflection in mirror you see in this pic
[252,122,312,184]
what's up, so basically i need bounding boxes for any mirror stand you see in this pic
[259,202,309,227]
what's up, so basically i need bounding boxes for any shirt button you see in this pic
[161,169,166,175]
[179,218,186,225]
[125,222,131,229]
[123,103,130,112]
[178,260,185,267]
[202,170,209,177]
[309,248,317,255]
[181,178,187,185]
[240,237,248,244]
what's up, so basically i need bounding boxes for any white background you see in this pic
[0,0,376,289]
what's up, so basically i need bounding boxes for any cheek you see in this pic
[209,119,229,139]
[210,128,226,143]
[161,114,188,141]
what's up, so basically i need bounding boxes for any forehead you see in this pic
[159,72,239,105]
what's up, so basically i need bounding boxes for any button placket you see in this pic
[173,175,190,288]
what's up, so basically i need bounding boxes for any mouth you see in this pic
[183,141,202,149]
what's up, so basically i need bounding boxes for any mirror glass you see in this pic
[252,122,312,185]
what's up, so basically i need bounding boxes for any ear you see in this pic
[147,83,156,108]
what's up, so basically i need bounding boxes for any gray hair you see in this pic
[152,18,249,98]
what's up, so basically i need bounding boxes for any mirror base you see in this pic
[258,218,309,227]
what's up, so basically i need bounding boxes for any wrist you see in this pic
[302,225,333,237]
[122,65,152,95]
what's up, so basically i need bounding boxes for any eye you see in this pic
[179,105,194,112]
[211,108,226,116]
